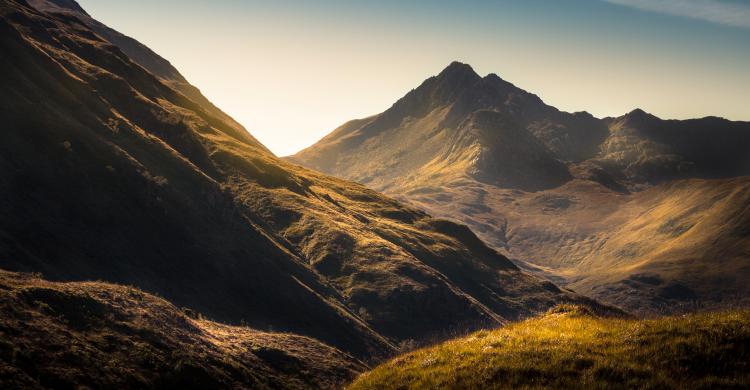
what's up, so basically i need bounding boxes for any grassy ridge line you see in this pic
[349,305,750,389]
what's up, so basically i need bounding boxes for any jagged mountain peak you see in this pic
[619,108,660,125]
[292,61,608,188]
[482,72,513,87]
[441,60,478,74]
[428,62,528,104]
[437,62,513,89]
[436,61,481,83]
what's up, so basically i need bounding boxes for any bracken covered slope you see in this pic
[290,62,750,315]
[350,305,750,389]
[0,270,364,389]
[0,0,595,362]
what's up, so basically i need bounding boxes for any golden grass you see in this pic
[349,305,750,389]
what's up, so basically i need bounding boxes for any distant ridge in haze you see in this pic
[290,61,750,315]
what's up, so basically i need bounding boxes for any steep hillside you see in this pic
[25,0,256,146]
[0,0,594,362]
[290,62,750,314]
[350,306,750,389]
[0,270,364,389]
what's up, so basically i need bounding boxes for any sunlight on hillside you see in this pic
[350,305,750,389]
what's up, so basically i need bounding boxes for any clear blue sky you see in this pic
[77,0,750,156]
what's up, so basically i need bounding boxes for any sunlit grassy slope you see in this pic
[350,306,750,389]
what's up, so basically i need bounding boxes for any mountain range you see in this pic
[2,0,749,387]
[290,61,750,314]
[0,0,616,386]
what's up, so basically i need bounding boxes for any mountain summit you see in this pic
[289,61,750,314]
[290,62,607,192]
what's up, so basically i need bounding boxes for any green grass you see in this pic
[349,305,750,389]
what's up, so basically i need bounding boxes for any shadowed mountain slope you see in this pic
[290,62,750,314]
[0,0,597,363]
[0,270,365,389]
[596,109,750,184]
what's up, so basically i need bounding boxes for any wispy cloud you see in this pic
[603,0,750,29]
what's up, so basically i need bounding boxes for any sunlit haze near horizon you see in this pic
[77,0,750,156]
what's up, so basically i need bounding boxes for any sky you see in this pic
[77,0,750,156]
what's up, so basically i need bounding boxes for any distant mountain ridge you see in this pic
[291,62,750,190]
[290,62,750,314]
[291,62,608,192]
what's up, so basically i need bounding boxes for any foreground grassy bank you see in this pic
[350,305,750,389]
